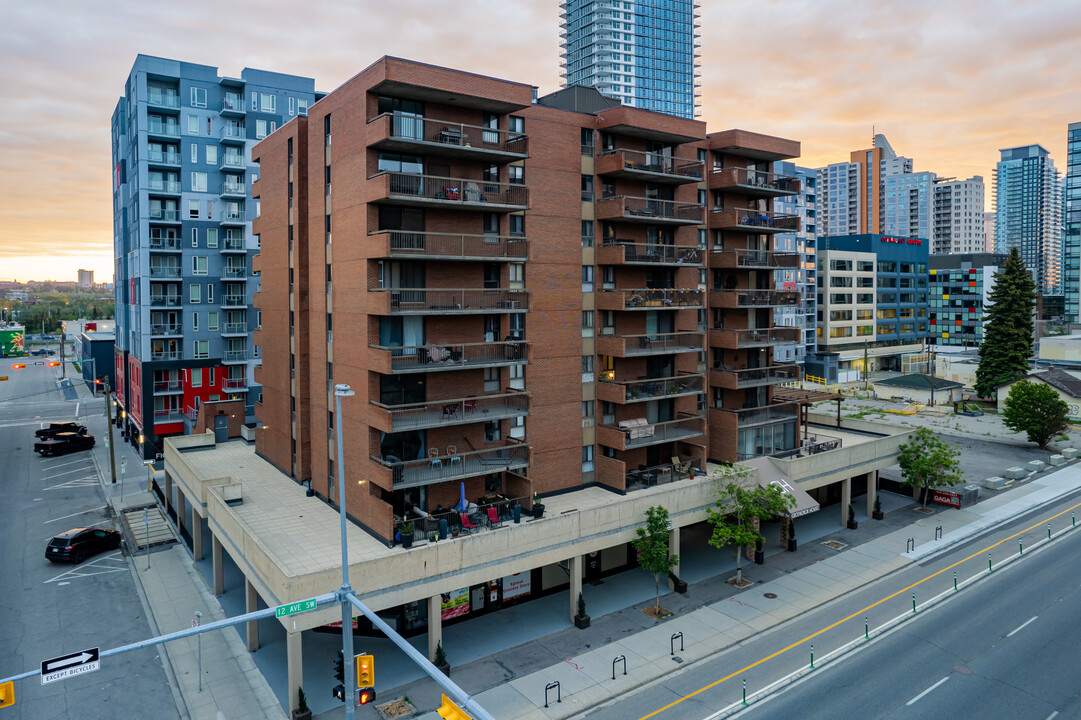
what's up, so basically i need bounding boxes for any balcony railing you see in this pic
[368,113,528,158]
[599,373,705,403]
[711,208,800,233]
[709,168,801,196]
[149,296,182,307]
[149,209,180,223]
[768,433,842,460]
[153,380,182,393]
[374,172,529,209]
[372,230,529,261]
[146,119,180,137]
[220,182,246,197]
[596,195,705,225]
[149,266,181,279]
[596,149,704,183]
[222,266,247,279]
[370,341,527,374]
[597,241,703,266]
[220,238,246,252]
[147,180,182,194]
[596,331,704,357]
[712,363,800,389]
[371,288,529,314]
[221,322,248,335]
[148,237,182,251]
[147,93,180,109]
[719,402,800,427]
[221,210,246,224]
[220,294,247,307]
[219,155,246,172]
[371,391,529,432]
[709,326,802,349]
[150,323,182,336]
[710,248,801,269]
[710,289,802,309]
[598,288,704,311]
[372,442,530,489]
[220,125,246,142]
[220,95,245,114]
[151,350,182,361]
[222,378,247,391]
[599,415,706,450]
[153,409,186,422]
[147,150,181,165]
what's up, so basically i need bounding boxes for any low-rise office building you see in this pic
[929,253,1005,347]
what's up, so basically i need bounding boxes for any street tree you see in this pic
[1002,379,1069,449]
[975,248,1036,399]
[897,427,964,509]
[707,478,794,586]
[632,505,678,613]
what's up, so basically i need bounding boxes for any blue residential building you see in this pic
[1065,122,1081,323]
[994,144,1063,295]
[772,162,817,365]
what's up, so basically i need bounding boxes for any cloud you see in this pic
[0,0,1076,280]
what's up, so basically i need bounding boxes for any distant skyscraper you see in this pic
[77,269,94,287]
[559,0,700,119]
[931,176,985,255]
[817,134,912,238]
[984,211,996,253]
[994,145,1063,295]
[1065,122,1081,322]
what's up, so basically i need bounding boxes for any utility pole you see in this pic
[60,329,65,379]
[105,377,117,484]
[334,383,357,719]
[863,341,869,391]
[929,346,936,407]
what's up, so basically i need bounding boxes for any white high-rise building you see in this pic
[932,176,986,255]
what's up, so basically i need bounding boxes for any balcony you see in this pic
[222,378,248,392]
[369,391,529,433]
[596,331,704,358]
[147,180,182,196]
[148,209,180,224]
[371,441,530,490]
[222,349,249,363]
[708,326,802,349]
[145,119,180,140]
[221,322,248,336]
[220,181,247,199]
[367,113,528,162]
[150,323,182,337]
[711,363,800,389]
[708,168,801,197]
[148,266,181,279]
[595,149,704,184]
[222,265,247,279]
[710,248,801,270]
[597,288,704,312]
[717,402,800,428]
[153,409,187,423]
[369,340,527,375]
[220,125,246,144]
[220,95,246,116]
[149,296,182,307]
[597,415,706,451]
[707,130,801,162]
[596,241,704,267]
[146,92,180,111]
[371,230,528,262]
[369,173,529,211]
[219,155,246,173]
[710,208,800,234]
[220,238,246,253]
[369,288,529,315]
[595,196,704,226]
[151,350,182,361]
[148,237,182,252]
[147,149,181,168]
[220,294,248,309]
[153,380,183,394]
[220,209,246,225]
[597,373,705,405]
[709,289,802,309]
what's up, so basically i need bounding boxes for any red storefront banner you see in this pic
[932,489,961,509]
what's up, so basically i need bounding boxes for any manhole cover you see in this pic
[823,540,847,550]
[763,593,777,599]
[954,665,972,675]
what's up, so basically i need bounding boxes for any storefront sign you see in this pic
[441,588,470,620]
[932,489,961,508]
[881,236,922,245]
[502,572,531,601]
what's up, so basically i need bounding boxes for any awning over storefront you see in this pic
[742,457,821,518]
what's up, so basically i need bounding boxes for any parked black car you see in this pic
[46,528,122,563]
[35,421,88,439]
[34,432,95,456]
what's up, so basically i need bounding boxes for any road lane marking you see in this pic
[43,466,94,479]
[1006,616,1038,638]
[906,676,950,706]
[39,458,92,470]
[44,477,99,490]
[44,506,107,524]
[1045,712,1059,720]
[634,497,1081,720]
[44,553,125,584]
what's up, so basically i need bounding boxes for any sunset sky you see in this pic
[2,0,1077,282]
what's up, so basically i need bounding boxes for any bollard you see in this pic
[954,571,957,591]
[1048,523,1052,540]
[865,615,869,639]
[906,537,915,553]
[671,631,684,656]
[912,593,917,613]
[1019,538,1023,555]
[1073,511,1075,528]
[935,525,942,541]
[988,552,993,572]
[742,679,747,706]
[544,681,561,708]
[612,655,626,680]
[810,644,814,669]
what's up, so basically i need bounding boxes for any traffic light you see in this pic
[0,680,13,708]
[357,653,374,688]
[47,361,60,367]
[358,688,376,705]
[12,364,26,369]
[332,650,345,701]
[437,694,472,720]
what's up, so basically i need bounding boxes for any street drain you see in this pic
[823,540,847,550]
[763,593,778,599]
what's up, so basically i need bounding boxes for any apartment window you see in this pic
[509,312,524,340]
[192,256,208,275]
[208,311,219,331]
[581,128,594,156]
[298,98,308,116]
[482,113,498,143]
[206,145,217,165]
[582,310,594,337]
[581,220,594,248]
[509,214,524,237]
[582,445,595,472]
[509,263,524,288]
[582,266,594,292]
[324,114,331,145]
[288,97,295,116]
[509,116,524,133]
[207,284,214,303]
[484,420,501,442]
[509,166,524,184]
[191,228,199,248]
[483,367,499,393]
[187,115,199,135]
[191,144,198,163]
[857,260,874,272]
[194,340,209,359]
[582,355,594,374]
[582,400,594,421]
[190,87,207,108]
[260,93,276,112]
[191,368,202,387]
[256,120,268,139]
[188,200,200,219]
[192,312,199,332]
[190,284,200,303]
[581,175,594,201]
[207,228,218,248]
[191,172,207,192]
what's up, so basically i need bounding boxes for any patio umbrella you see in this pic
[455,482,468,513]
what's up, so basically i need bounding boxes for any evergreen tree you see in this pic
[975,248,1036,399]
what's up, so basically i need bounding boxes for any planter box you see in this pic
[574,614,591,629]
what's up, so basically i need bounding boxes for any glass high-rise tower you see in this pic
[993,145,1063,296]
[1065,122,1081,322]
[560,0,700,119]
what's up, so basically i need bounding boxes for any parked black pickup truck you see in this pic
[34,432,96,457]
[35,422,88,439]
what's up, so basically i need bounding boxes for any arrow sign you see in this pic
[41,647,100,685]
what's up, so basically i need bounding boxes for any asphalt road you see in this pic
[577,488,1081,720]
[0,357,180,719]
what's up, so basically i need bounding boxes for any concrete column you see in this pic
[286,631,302,713]
[164,472,173,517]
[427,594,442,661]
[176,492,186,538]
[840,476,852,526]
[667,526,681,589]
[191,505,203,562]
[212,535,224,596]
[866,471,877,518]
[568,555,583,624]
[245,578,259,652]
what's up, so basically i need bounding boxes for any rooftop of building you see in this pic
[82,331,115,342]
[875,374,964,391]
[1030,367,1081,398]
[929,253,1005,269]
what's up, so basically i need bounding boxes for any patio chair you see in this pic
[486,507,503,529]
[460,513,478,533]
[442,403,459,421]
[428,448,443,470]
[463,399,477,414]
[671,456,691,479]
[447,445,462,468]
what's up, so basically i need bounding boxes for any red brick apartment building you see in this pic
[252,57,803,543]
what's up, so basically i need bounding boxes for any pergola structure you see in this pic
[773,387,844,441]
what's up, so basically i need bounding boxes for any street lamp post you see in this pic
[334,383,357,718]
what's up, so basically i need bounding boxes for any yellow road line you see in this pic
[636,498,1081,720]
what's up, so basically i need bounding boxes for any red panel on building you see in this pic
[114,351,126,407]
[127,356,143,429]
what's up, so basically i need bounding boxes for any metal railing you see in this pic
[219,155,246,171]
[153,380,182,393]
[222,350,248,363]
[220,95,245,113]
[149,296,182,307]
[722,403,800,427]
[220,181,246,196]
[770,433,842,459]
[713,289,802,307]
[149,210,180,222]
[370,112,528,155]
[599,241,703,265]
[147,92,180,108]
[711,208,801,231]
[222,378,247,391]
[374,230,529,261]
[710,167,801,193]
[714,364,800,387]
[711,327,802,347]
[374,340,528,372]
[151,350,181,361]
[153,409,185,421]
[149,266,181,278]
[147,150,182,165]
[146,119,180,137]
[598,148,704,180]
[220,125,246,141]
[220,238,246,251]
[605,331,704,354]
[597,195,704,222]
[148,180,181,194]
[150,324,182,336]
[221,210,245,223]
[372,391,529,431]
[374,442,530,488]
[604,415,706,448]
[605,288,705,308]
[380,172,529,207]
[375,288,529,312]
[601,373,705,401]
[220,294,247,307]
[222,266,247,278]
[148,237,182,251]
[712,248,801,268]
[221,322,247,334]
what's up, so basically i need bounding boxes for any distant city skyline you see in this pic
[1,0,1078,280]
